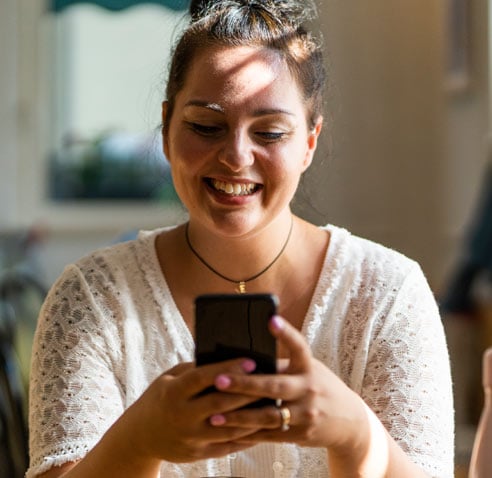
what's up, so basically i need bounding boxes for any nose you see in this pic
[218,130,255,172]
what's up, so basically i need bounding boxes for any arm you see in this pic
[31,357,266,478]
[360,264,454,477]
[206,264,453,476]
[327,399,429,478]
[28,264,261,478]
[209,315,438,477]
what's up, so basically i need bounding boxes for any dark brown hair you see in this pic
[164,0,325,130]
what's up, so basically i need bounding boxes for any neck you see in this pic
[185,214,295,292]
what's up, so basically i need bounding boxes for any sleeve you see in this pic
[361,264,454,478]
[26,263,125,478]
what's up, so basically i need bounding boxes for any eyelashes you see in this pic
[188,123,221,136]
[186,122,289,143]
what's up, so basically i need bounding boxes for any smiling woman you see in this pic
[27,1,454,477]
[162,44,319,240]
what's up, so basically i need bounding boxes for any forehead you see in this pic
[181,45,303,109]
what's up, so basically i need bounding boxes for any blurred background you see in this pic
[1,0,491,476]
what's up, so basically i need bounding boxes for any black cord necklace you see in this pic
[185,216,294,294]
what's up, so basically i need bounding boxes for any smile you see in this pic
[208,178,260,196]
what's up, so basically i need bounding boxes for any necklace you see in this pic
[185,216,294,294]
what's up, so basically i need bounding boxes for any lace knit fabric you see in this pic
[27,225,454,478]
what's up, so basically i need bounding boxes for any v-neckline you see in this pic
[137,224,347,351]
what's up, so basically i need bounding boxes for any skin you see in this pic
[36,45,432,477]
[163,46,319,241]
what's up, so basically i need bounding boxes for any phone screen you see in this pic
[194,293,278,407]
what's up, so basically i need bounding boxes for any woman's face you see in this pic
[163,45,322,238]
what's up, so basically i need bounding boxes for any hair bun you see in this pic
[188,0,317,26]
[188,0,207,18]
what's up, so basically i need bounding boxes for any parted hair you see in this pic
[164,0,325,130]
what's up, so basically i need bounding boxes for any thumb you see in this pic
[269,315,311,373]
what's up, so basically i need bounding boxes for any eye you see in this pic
[256,131,287,142]
[187,122,222,136]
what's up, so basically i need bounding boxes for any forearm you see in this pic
[328,402,429,478]
[39,408,162,478]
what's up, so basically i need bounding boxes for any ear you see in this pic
[161,101,170,158]
[302,116,323,172]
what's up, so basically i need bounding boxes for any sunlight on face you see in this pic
[212,47,286,107]
[163,44,319,238]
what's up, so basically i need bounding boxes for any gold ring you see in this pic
[278,406,291,432]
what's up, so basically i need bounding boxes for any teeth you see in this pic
[212,179,256,196]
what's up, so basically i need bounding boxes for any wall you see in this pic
[0,1,188,284]
[2,0,491,471]
[0,0,20,226]
[442,0,490,285]
[294,0,488,293]
[1,0,490,292]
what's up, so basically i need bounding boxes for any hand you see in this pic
[122,358,265,464]
[207,316,368,452]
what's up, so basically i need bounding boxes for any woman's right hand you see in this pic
[123,358,262,464]
[35,359,260,478]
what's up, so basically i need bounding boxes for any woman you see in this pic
[27,1,453,477]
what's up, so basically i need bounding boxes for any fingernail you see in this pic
[241,359,256,373]
[210,414,226,426]
[215,374,231,389]
[270,315,284,331]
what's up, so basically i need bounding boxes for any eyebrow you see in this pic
[183,100,295,117]
[184,100,224,113]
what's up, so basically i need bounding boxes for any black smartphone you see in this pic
[194,293,278,407]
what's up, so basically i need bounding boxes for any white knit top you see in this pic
[27,225,454,478]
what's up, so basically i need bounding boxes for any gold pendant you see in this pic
[237,281,246,294]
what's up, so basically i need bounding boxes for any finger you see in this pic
[165,361,194,376]
[233,427,292,444]
[223,406,301,446]
[172,358,256,397]
[269,316,311,372]
[195,438,255,458]
[196,388,263,415]
[215,371,307,403]
[210,403,292,431]
[179,416,263,450]
[277,358,290,373]
[234,405,297,441]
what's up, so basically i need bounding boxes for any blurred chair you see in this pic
[440,161,492,471]
[440,161,492,315]
[0,301,29,477]
[0,228,47,477]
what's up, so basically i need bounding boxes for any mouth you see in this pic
[205,178,261,196]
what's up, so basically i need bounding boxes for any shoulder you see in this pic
[315,224,434,318]
[73,228,163,279]
[46,228,167,305]
[322,224,421,286]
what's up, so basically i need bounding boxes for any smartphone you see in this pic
[194,293,278,407]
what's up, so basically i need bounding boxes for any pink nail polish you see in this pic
[270,315,284,331]
[241,359,256,373]
[215,374,231,389]
[210,414,226,426]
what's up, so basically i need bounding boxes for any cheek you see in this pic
[263,159,304,200]
[268,143,310,179]
[168,131,209,170]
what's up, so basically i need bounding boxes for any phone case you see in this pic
[194,293,278,407]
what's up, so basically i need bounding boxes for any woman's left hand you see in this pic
[208,315,368,451]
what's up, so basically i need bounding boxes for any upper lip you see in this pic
[205,175,261,185]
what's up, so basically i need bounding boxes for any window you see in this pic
[46,4,185,202]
